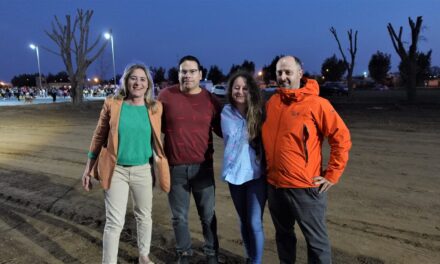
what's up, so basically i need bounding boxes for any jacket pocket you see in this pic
[96,146,112,181]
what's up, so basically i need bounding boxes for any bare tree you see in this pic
[330,27,358,95]
[387,16,423,103]
[45,9,107,104]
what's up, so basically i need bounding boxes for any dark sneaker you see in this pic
[206,255,218,264]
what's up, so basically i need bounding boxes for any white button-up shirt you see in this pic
[221,104,262,185]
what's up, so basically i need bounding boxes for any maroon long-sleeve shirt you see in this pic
[158,85,222,166]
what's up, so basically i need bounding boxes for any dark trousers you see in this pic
[228,176,267,264]
[268,184,331,264]
[168,162,219,256]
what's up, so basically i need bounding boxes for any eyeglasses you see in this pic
[179,69,199,75]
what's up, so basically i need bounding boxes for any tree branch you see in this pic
[348,30,358,74]
[88,42,108,67]
[330,26,349,68]
[387,23,407,61]
[409,16,422,57]
[83,10,93,54]
[40,44,61,57]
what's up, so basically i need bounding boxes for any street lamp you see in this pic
[104,30,117,88]
[29,43,42,89]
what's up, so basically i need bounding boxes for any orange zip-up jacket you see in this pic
[262,78,351,188]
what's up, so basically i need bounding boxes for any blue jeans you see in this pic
[168,162,218,257]
[228,176,267,264]
[268,184,331,264]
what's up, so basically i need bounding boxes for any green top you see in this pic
[115,101,152,165]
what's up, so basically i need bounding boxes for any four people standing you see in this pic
[83,55,351,263]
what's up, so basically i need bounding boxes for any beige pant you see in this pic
[102,163,153,264]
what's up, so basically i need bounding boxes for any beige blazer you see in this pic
[88,96,166,190]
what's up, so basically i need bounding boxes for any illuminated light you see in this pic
[29,43,42,88]
[104,30,117,88]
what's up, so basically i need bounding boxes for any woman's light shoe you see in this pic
[139,255,154,264]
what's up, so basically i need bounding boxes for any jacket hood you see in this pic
[276,78,319,104]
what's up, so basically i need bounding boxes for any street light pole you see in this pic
[29,44,42,89]
[104,31,117,88]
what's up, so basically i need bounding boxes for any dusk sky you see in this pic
[0,0,439,82]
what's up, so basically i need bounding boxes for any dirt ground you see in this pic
[0,89,439,264]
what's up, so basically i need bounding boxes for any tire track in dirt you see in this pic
[0,168,169,263]
[0,167,245,263]
[0,201,139,263]
[0,204,81,263]
[0,151,84,166]
[328,218,440,251]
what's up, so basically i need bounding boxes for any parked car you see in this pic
[373,84,389,91]
[200,80,213,92]
[211,85,227,97]
[320,81,349,96]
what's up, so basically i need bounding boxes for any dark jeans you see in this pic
[268,184,331,264]
[168,161,219,257]
[228,177,267,264]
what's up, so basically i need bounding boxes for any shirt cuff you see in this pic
[88,151,97,159]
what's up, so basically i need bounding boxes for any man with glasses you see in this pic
[158,55,222,264]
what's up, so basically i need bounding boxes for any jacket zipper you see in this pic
[272,102,284,180]
[303,124,309,165]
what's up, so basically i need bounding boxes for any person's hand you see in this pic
[313,176,334,193]
[82,170,93,191]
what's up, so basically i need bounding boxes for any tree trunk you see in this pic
[407,60,417,103]
[347,74,354,96]
[70,78,84,105]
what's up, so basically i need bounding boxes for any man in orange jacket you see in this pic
[262,56,352,263]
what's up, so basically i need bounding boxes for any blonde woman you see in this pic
[82,63,165,264]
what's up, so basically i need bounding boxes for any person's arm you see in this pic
[211,94,223,138]
[313,99,352,192]
[151,100,165,156]
[82,158,96,191]
[89,98,111,157]
[157,87,168,134]
[81,98,111,191]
